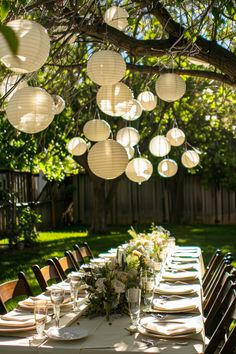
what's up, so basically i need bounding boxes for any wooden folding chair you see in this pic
[51,255,77,280]
[74,242,94,263]
[65,250,84,270]
[0,272,32,314]
[202,249,223,290]
[32,262,62,292]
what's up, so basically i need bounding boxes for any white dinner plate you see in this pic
[137,325,201,339]
[18,299,73,311]
[0,315,51,333]
[46,326,88,341]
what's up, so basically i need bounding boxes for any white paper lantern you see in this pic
[0,75,28,101]
[52,95,65,114]
[83,119,111,142]
[125,146,135,160]
[67,137,87,156]
[88,139,128,179]
[97,82,133,117]
[181,150,200,168]
[6,87,55,134]
[126,157,153,183]
[137,91,157,111]
[116,127,140,147]
[166,127,185,147]
[0,20,50,73]
[158,159,178,178]
[87,50,126,86]
[155,73,186,102]
[122,99,142,121]
[104,6,129,31]
[149,135,171,157]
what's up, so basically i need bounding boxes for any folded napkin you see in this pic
[0,316,35,328]
[153,298,197,312]
[167,263,197,271]
[155,284,194,295]
[162,271,198,281]
[144,321,197,336]
[19,295,71,308]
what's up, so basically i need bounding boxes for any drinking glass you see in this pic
[141,271,155,311]
[126,287,141,326]
[50,287,65,327]
[34,300,48,339]
[69,278,81,311]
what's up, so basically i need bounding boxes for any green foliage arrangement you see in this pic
[16,206,42,247]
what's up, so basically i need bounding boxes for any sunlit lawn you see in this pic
[1,224,235,297]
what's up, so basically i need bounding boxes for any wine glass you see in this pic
[34,300,48,339]
[126,287,141,326]
[141,271,155,311]
[69,277,82,311]
[50,287,65,327]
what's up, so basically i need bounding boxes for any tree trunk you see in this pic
[89,178,109,235]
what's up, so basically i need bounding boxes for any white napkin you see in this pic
[162,271,198,281]
[144,321,197,336]
[0,312,35,328]
[153,298,197,312]
[155,284,194,295]
[167,263,197,271]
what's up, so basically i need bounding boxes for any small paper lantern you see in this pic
[97,82,133,117]
[0,75,28,101]
[155,73,186,102]
[83,119,111,142]
[116,127,140,147]
[125,146,135,160]
[149,135,171,157]
[6,87,55,134]
[0,20,50,73]
[104,6,129,31]
[166,127,185,147]
[126,158,153,183]
[88,139,128,180]
[67,137,87,156]
[181,150,200,168]
[122,99,142,121]
[158,159,178,178]
[52,95,65,114]
[87,50,126,86]
[137,91,157,111]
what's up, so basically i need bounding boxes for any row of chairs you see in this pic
[0,242,93,314]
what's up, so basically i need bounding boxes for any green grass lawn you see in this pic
[0,224,235,297]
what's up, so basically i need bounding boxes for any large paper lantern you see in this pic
[181,150,200,168]
[88,139,128,180]
[155,73,186,102]
[166,127,185,147]
[6,87,55,134]
[87,50,126,86]
[149,135,171,157]
[104,6,129,31]
[158,159,178,178]
[116,127,140,147]
[126,158,153,183]
[125,146,135,160]
[137,91,157,111]
[67,137,87,156]
[0,75,28,101]
[97,82,133,117]
[0,20,50,73]
[122,99,142,121]
[52,95,65,114]
[83,119,111,142]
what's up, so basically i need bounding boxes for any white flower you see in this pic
[111,279,126,294]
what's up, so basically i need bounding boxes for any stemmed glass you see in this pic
[50,287,65,327]
[69,275,82,312]
[34,300,48,339]
[126,287,141,326]
[141,270,155,311]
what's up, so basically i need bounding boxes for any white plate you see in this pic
[18,299,73,311]
[0,316,51,333]
[46,326,88,341]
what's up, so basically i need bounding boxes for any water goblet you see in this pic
[126,287,141,326]
[50,287,65,327]
[34,300,48,339]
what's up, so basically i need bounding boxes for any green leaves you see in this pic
[0,23,18,54]
[0,0,10,21]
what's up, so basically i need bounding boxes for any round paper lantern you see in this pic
[158,159,178,178]
[104,6,129,31]
[67,137,87,156]
[125,146,135,160]
[149,135,171,157]
[122,99,142,121]
[126,158,153,183]
[137,91,157,111]
[116,127,140,147]
[155,73,186,102]
[52,95,65,114]
[83,119,111,142]
[97,82,133,117]
[87,50,126,86]
[0,75,28,101]
[0,20,50,73]
[166,127,185,147]
[88,139,128,180]
[181,150,200,168]
[6,87,55,134]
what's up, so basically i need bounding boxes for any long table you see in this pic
[0,246,206,354]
